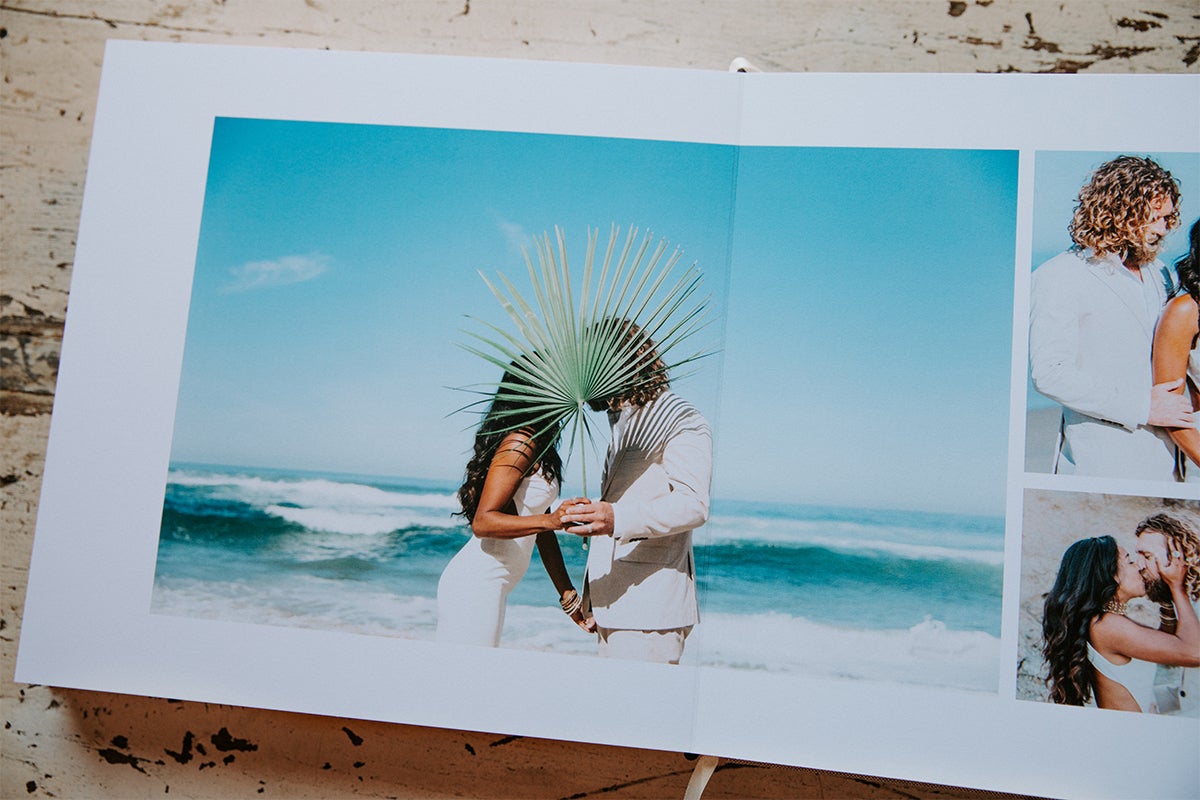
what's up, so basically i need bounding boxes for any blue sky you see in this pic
[1026,150,1200,411]
[173,119,735,490]
[719,147,1017,514]
[171,119,1019,515]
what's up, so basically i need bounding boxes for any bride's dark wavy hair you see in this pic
[1173,218,1200,328]
[455,365,562,523]
[1041,536,1119,706]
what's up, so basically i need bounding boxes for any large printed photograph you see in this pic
[152,117,1017,693]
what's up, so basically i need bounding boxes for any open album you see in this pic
[16,41,1199,799]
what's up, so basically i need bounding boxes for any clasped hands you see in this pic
[553,497,614,537]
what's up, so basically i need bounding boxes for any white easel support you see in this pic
[728,56,763,73]
[682,755,721,800]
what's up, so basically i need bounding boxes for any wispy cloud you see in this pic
[496,218,529,256]
[223,253,330,293]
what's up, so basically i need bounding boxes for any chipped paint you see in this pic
[489,735,521,747]
[97,747,147,773]
[211,727,258,753]
[1118,17,1164,32]
[164,731,195,764]
[1183,40,1200,67]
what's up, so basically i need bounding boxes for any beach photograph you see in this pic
[1017,487,1200,715]
[152,118,1018,692]
[1024,150,1200,474]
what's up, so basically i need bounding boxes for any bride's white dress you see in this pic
[436,471,558,646]
[1087,642,1159,712]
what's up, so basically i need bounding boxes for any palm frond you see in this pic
[458,224,712,496]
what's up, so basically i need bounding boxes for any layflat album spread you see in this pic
[16,41,1200,799]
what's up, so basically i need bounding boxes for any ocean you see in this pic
[151,464,1004,691]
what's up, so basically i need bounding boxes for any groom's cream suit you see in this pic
[584,391,711,637]
[1155,598,1200,717]
[1029,248,1176,480]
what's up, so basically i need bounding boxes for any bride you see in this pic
[1042,535,1200,711]
[437,366,594,646]
[1152,218,1200,481]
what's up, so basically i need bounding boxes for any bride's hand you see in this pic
[558,587,595,633]
[551,498,589,529]
[558,497,589,511]
[571,610,597,634]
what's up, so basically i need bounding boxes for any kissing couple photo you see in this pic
[436,227,713,666]
[1019,492,1200,716]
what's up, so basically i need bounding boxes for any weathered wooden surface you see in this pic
[3,2,1196,798]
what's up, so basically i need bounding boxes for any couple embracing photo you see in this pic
[1029,153,1200,481]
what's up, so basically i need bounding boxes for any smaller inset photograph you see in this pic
[1025,151,1200,481]
[1017,488,1199,717]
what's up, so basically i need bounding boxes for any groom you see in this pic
[1136,513,1200,716]
[560,322,712,664]
[1028,155,1187,479]
[1027,157,1185,482]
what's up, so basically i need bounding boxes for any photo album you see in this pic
[16,40,1199,799]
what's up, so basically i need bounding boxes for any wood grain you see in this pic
[3,2,1197,797]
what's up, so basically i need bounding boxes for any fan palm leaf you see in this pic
[459,224,711,496]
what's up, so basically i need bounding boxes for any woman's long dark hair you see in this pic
[455,367,562,523]
[1174,217,1200,329]
[1041,536,1120,706]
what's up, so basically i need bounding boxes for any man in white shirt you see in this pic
[561,323,711,664]
[1029,155,1190,480]
[1136,513,1200,717]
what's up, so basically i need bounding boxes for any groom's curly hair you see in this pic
[1069,155,1179,260]
[1042,536,1120,706]
[1136,513,1200,603]
[594,320,669,412]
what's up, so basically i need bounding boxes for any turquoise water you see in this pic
[152,463,1004,688]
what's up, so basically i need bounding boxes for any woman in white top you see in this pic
[1152,218,1200,481]
[437,366,594,646]
[1042,535,1199,712]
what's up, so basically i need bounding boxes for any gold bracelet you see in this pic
[560,589,583,615]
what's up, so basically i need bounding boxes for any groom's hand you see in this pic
[1149,378,1193,427]
[560,500,614,537]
